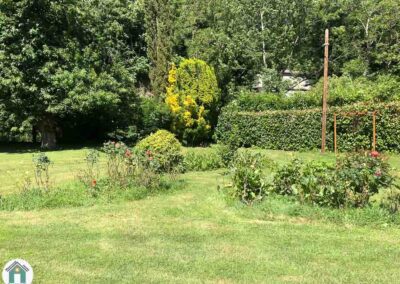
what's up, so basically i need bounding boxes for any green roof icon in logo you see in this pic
[2,259,33,284]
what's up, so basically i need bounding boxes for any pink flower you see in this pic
[125,149,132,158]
[115,143,120,149]
[370,151,380,158]
[375,169,382,177]
[148,156,153,161]
[146,150,152,156]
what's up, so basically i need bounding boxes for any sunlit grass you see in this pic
[1,171,400,282]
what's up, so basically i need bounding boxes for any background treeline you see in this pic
[0,0,399,148]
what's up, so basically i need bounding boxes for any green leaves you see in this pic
[216,102,400,152]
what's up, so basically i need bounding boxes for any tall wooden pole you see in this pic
[321,29,329,153]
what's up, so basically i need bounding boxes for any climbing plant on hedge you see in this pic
[216,102,400,152]
[165,58,220,145]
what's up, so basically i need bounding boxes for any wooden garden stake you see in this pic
[373,111,376,151]
[334,113,337,155]
[321,29,329,154]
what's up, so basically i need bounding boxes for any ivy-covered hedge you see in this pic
[216,102,400,152]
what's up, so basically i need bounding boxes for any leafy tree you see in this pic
[144,0,175,96]
[165,58,220,145]
[0,0,147,148]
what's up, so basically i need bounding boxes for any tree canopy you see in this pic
[0,0,399,147]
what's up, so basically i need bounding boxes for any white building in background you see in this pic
[252,69,313,96]
[282,69,313,96]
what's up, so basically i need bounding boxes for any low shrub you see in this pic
[135,130,183,173]
[272,151,395,208]
[296,161,340,207]
[336,152,394,207]
[229,150,270,205]
[273,159,302,196]
[103,141,134,187]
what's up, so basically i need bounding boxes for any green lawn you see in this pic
[0,147,106,195]
[1,148,400,282]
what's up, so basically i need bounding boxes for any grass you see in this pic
[1,171,400,282]
[1,146,400,282]
[0,147,106,195]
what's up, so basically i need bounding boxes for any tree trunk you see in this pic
[32,125,37,144]
[38,118,57,150]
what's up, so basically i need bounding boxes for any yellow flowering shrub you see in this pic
[165,59,220,145]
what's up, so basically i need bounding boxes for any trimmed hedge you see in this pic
[216,102,400,152]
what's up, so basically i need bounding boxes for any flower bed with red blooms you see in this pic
[335,151,394,207]
[271,151,395,208]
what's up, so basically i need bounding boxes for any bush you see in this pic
[273,159,302,196]
[297,161,341,207]
[165,58,221,145]
[183,147,224,171]
[216,102,400,152]
[229,150,270,205]
[135,130,183,173]
[272,152,395,208]
[336,152,394,207]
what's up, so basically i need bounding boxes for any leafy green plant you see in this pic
[297,161,341,207]
[229,150,270,205]
[32,153,52,190]
[216,101,400,152]
[272,152,395,208]
[273,159,303,196]
[336,152,394,207]
[165,59,221,145]
[103,141,134,187]
[135,130,183,173]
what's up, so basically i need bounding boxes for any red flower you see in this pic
[91,179,97,187]
[375,169,382,177]
[125,149,132,158]
[370,151,380,158]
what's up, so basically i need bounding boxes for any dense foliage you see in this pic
[0,0,147,148]
[272,152,394,208]
[165,59,220,145]
[228,150,269,205]
[1,0,400,148]
[135,130,183,173]
[216,102,400,152]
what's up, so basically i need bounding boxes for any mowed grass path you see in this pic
[1,171,400,283]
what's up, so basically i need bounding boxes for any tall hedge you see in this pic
[216,102,400,152]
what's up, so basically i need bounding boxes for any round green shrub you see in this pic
[135,130,183,172]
